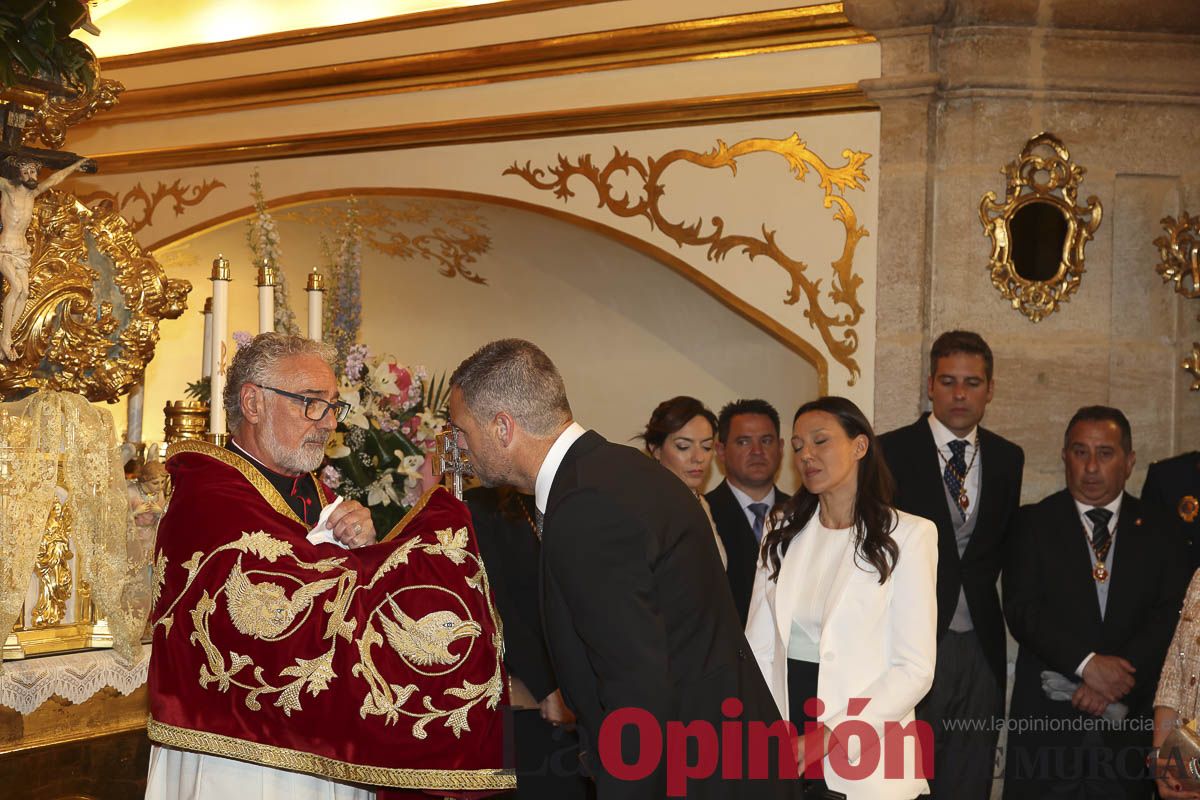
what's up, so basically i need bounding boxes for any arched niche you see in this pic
[143,189,824,492]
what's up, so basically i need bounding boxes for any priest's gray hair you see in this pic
[224,332,337,432]
[450,339,571,438]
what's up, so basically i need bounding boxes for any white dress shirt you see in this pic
[534,422,587,514]
[927,413,980,514]
[1074,493,1123,676]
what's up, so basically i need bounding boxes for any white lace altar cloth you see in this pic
[0,643,150,714]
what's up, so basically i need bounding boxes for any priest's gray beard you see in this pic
[262,413,328,475]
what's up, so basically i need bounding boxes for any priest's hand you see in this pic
[327,500,376,548]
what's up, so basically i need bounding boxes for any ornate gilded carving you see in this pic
[21,78,125,151]
[280,199,491,284]
[77,178,226,235]
[979,133,1103,322]
[1184,343,1200,392]
[0,189,192,401]
[31,496,73,628]
[1153,212,1200,298]
[505,135,870,380]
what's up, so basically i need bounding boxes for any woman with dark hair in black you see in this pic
[639,395,726,568]
[745,396,938,800]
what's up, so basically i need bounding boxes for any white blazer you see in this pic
[745,509,938,800]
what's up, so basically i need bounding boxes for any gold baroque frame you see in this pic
[1153,212,1200,298]
[979,132,1102,323]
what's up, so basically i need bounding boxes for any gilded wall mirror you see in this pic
[979,133,1102,322]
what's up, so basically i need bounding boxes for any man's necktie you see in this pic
[943,439,969,519]
[749,502,769,542]
[1086,507,1113,553]
[534,507,544,540]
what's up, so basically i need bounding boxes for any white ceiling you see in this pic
[80,0,508,58]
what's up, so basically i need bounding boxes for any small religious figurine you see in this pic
[127,460,168,567]
[0,155,94,360]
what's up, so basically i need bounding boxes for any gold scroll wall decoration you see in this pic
[77,178,226,235]
[0,189,192,401]
[281,198,491,284]
[504,135,870,381]
[1153,212,1200,299]
[1183,343,1200,392]
[979,133,1102,323]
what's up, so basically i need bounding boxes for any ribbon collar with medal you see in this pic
[936,434,979,516]
[1086,510,1116,584]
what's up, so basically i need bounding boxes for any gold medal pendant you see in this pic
[958,489,970,511]
[1093,562,1109,583]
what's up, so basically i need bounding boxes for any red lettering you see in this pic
[598,708,662,781]
[666,720,718,796]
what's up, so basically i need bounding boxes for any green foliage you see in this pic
[0,6,97,93]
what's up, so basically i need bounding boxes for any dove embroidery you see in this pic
[380,597,482,667]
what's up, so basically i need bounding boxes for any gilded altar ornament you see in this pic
[22,78,125,152]
[164,400,210,442]
[979,133,1102,323]
[505,135,870,381]
[31,494,73,628]
[0,188,191,401]
[1153,213,1200,298]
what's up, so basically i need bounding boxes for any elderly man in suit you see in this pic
[706,399,788,625]
[447,339,797,800]
[879,330,1024,799]
[1003,406,1190,799]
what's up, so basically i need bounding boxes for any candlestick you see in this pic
[306,269,324,341]
[127,383,144,443]
[256,264,276,335]
[210,255,231,438]
[201,296,213,378]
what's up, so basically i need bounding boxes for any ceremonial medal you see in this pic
[1180,495,1199,524]
[958,488,970,511]
[1093,562,1109,583]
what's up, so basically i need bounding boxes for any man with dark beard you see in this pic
[0,155,92,360]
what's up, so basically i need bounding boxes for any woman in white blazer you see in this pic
[745,396,938,800]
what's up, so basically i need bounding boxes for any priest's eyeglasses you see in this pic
[254,384,351,423]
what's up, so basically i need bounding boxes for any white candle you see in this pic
[210,255,231,437]
[306,270,324,341]
[127,383,144,443]
[256,265,275,335]
[201,297,212,378]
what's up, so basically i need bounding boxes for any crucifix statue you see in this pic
[433,428,473,500]
[0,154,95,359]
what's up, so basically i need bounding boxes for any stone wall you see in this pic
[848,0,1200,501]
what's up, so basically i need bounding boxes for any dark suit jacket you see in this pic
[1141,450,1200,569]
[1001,491,1190,798]
[541,431,796,800]
[705,480,789,626]
[465,487,557,703]
[879,414,1024,690]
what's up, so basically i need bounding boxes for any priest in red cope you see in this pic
[145,333,514,800]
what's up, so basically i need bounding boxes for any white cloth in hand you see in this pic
[306,496,348,549]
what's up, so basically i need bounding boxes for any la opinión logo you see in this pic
[598,697,934,796]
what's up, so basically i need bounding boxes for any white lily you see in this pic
[366,475,400,507]
[338,377,370,429]
[369,359,400,396]
[325,431,350,459]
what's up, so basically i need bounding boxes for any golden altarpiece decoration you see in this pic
[0,71,191,664]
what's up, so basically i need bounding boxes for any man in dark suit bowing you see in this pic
[706,399,788,626]
[1003,406,1190,799]
[879,330,1023,799]
[448,339,797,800]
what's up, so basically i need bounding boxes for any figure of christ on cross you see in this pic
[0,155,93,360]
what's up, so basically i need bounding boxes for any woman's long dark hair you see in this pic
[761,396,899,585]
